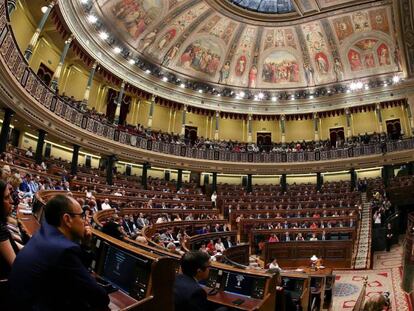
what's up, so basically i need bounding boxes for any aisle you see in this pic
[332,244,413,310]
[352,193,372,269]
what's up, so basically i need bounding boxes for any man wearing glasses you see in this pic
[9,194,109,310]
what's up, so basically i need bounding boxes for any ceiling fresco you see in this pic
[91,0,400,90]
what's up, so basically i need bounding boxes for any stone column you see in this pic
[181,105,187,136]
[177,169,183,191]
[141,162,149,190]
[7,0,17,16]
[71,145,80,175]
[212,172,217,193]
[280,174,287,192]
[247,114,252,143]
[316,172,323,191]
[35,129,46,164]
[247,174,252,193]
[147,95,156,128]
[106,155,116,185]
[405,101,414,135]
[114,81,126,124]
[51,34,74,91]
[376,103,384,133]
[24,0,56,61]
[280,114,286,144]
[82,61,98,107]
[349,168,357,191]
[345,108,352,139]
[313,112,320,142]
[0,108,14,153]
[214,111,219,140]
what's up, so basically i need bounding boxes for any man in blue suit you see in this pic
[174,251,227,311]
[9,194,109,310]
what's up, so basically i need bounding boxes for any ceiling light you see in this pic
[145,69,151,74]
[217,93,221,97]
[346,89,351,93]
[198,89,203,93]
[392,75,401,83]
[356,81,363,89]
[254,95,258,101]
[180,83,185,88]
[128,59,135,65]
[383,82,388,87]
[290,95,295,100]
[309,95,314,99]
[80,0,90,3]
[271,96,277,102]
[113,47,121,54]
[99,31,109,40]
[364,84,370,90]
[87,14,98,24]
[162,76,168,82]
[239,91,245,98]
[41,6,48,13]
[258,92,264,99]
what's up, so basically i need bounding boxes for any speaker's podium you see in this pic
[201,262,277,310]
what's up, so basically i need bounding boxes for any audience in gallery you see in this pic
[55,91,406,157]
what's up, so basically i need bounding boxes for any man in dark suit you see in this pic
[9,194,109,311]
[174,251,227,311]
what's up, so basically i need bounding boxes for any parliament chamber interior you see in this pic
[0,0,414,310]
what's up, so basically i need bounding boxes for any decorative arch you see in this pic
[258,47,306,87]
[174,35,226,79]
[339,31,397,79]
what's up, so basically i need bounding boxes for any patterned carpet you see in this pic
[332,244,413,310]
[353,193,372,270]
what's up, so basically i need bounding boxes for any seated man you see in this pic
[174,251,227,311]
[9,194,110,311]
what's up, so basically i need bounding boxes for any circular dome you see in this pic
[58,0,403,114]
[227,0,295,14]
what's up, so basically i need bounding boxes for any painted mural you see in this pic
[91,0,399,88]
[110,0,164,41]
[347,39,393,72]
[178,39,221,75]
[261,51,300,83]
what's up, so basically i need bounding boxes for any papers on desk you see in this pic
[295,269,304,272]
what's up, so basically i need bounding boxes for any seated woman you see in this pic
[0,180,19,279]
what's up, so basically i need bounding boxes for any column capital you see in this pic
[313,112,319,119]
[345,107,350,114]
[248,114,252,121]
[376,103,381,110]
[215,110,220,117]
[151,94,156,103]
[280,114,285,121]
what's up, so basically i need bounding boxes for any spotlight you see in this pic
[198,89,203,93]
[258,92,264,99]
[239,91,245,98]
[87,14,98,24]
[128,59,135,65]
[309,95,314,99]
[41,6,48,13]
[99,31,109,40]
[113,47,121,54]
[162,76,168,82]
[145,69,151,74]
[180,83,185,88]
[392,75,401,84]
[271,96,277,102]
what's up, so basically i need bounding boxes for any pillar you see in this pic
[405,101,414,135]
[316,172,323,191]
[147,95,155,128]
[280,114,286,144]
[313,112,320,142]
[35,129,46,165]
[71,145,80,175]
[247,114,252,143]
[114,81,126,124]
[376,103,384,133]
[82,61,98,107]
[280,174,287,192]
[106,155,116,185]
[382,165,394,188]
[24,0,56,61]
[212,172,217,193]
[7,0,16,16]
[177,169,183,191]
[141,162,149,190]
[214,111,219,140]
[247,174,252,193]
[181,105,187,136]
[0,108,13,153]
[350,168,357,191]
[51,34,74,91]
[345,108,352,139]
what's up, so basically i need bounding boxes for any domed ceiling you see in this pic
[58,0,405,114]
[88,0,400,90]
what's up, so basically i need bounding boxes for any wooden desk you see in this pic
[17,208,40,236]
[202,286,270,311]
[108,290,139,310]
